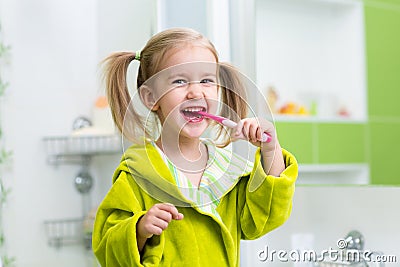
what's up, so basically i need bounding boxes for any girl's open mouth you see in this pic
[181,107,206,123]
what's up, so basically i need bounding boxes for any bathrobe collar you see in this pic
[117,140,253,209]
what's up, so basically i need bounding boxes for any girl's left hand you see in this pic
[233,117,276,152]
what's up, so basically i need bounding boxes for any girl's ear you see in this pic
[140,85,159,111]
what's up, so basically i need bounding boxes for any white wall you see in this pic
[1,0,152,266]
[241,186,400,267]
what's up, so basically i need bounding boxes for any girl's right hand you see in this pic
[137,203,184,241]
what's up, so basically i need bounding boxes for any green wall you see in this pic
[276,122,367,165]
[276,0,400,185]
[365,0,400,185]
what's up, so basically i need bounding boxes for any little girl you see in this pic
[92,28,298,267]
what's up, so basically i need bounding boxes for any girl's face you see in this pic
[151,45,218,140]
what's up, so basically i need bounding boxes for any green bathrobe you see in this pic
[92,142,298,267]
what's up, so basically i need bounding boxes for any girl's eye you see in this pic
[172,79,188,85]
[200,78,215,84]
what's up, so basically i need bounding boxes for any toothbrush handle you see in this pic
[221,119,237,128]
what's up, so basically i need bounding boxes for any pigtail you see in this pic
[217,62,249,147]
[102,52,142,142]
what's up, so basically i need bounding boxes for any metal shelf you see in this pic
[44,218,92,249]
[43,134,121,165]
[42,134,120,249]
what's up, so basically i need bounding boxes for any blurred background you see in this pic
[0,0,399,266]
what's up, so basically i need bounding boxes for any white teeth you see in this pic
[182,107,203,112]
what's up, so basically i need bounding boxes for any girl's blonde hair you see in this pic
[102,28,248,145]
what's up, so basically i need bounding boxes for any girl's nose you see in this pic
[186,82,204,99]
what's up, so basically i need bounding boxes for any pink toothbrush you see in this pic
[196,111,272,143]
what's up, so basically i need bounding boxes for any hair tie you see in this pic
[135,51,141,61]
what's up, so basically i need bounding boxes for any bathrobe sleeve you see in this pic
[92,170,164,267]
[239,148,298,240]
